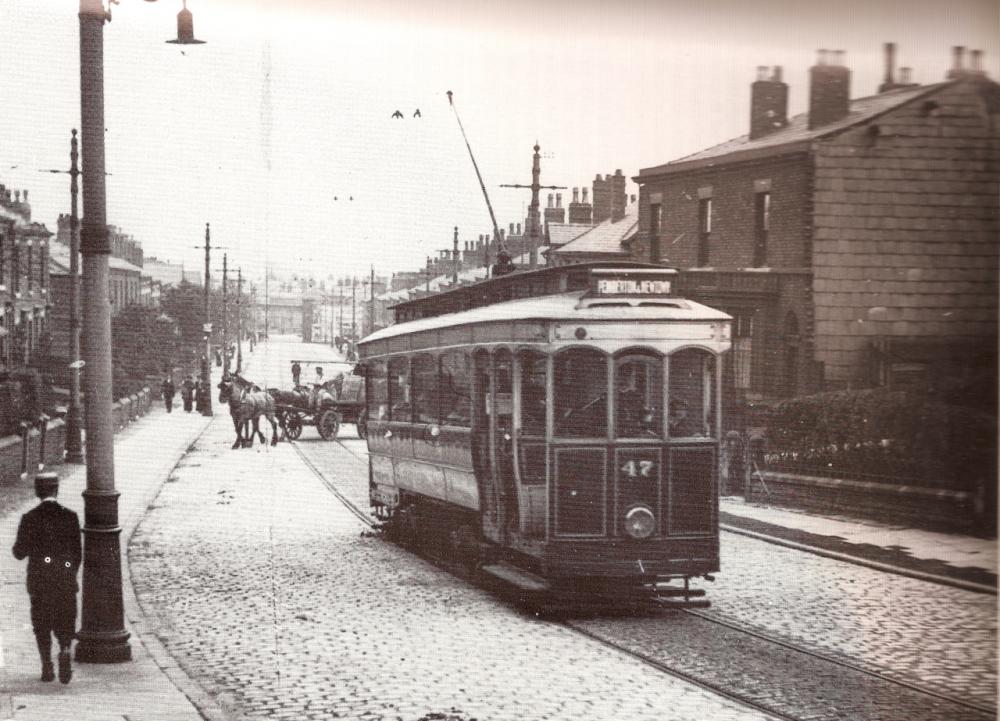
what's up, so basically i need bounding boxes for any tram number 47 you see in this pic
[621,460,655,478]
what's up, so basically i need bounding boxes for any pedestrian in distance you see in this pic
[160,376,176,413]
[12,472,82,684]
[181,375,195,413]
[291,361,302,387]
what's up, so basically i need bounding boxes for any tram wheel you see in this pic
[285,414,303,440]
[318,410,340,440]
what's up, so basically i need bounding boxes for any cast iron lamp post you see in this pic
[76,0,204,664]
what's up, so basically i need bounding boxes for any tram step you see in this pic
[481,563,550,593]
[654,587,706,598]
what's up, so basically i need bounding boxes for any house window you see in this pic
[754,192,770,267]
[697,198,712,266]
[649,203,661,264]
[731,310,756,391]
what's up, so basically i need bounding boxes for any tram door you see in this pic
[473,350,503,543]
[493,350,519,535]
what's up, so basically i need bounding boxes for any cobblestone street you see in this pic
[129,340,776,721]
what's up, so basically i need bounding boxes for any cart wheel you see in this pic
[285,414,303,440]
[356,409,368,439]
[318,410,340,440]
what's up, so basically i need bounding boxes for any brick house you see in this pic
[0,185,52,370]
[631,45,999,423]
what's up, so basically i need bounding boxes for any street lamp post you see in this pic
[221,252,228,376]
[66,130,85,464]
[235,267,243,373]
[76,0,129,663]
[75,0,205,665]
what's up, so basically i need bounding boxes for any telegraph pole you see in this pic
[500,143,566,267]
[369,265,375,335]
[221,253,229,376]
[40,130,85,463]
[236,267,243,374]
[200,223,213,417]
[452,227,459,285]
[351,276,357,340]
[263,270,269,340]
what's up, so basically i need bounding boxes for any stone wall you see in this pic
[0,387,153,485]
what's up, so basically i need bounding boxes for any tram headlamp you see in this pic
[624,505,656,539]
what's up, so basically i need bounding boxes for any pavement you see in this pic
[0,335,994,720]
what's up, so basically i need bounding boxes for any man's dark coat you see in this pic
[12,501,82,597]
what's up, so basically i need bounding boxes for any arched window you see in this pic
[411,353,438,424]
[518,349,547,437]
[366,360,388,421]
[387,356,410,422]
[554,347,607,438]
[668,348,716,438]
[440,350,472,427]
[615,351,663,438]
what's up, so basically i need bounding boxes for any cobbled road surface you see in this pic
[130,339,778,721]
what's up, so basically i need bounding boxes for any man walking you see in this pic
[291,361,302,387]
[12,472,82,684]
[160,376,176,413]
[181,375,195,413]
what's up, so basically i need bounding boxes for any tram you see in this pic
[357,262,731,607]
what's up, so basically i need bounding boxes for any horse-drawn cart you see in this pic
[270,360,366,441]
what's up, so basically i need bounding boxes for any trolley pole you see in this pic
[221,253,229,376]
[200,223,213,417]
[236,267,243,374]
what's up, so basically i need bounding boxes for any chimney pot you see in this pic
[547,193,554,208]
[899,66,912,84]
[499,229,505,240]
[23,190,28,202]
[756,65,769,81]
[751,61,790,138]
[771,66,783,82]
[572,187,579,203]
[556,193,562,207]
[952,45,966,70]
[832,49,845,66]
[809,50,851,129]
[817,48,828,65]
[582,188,589,203]
[883,42,896,85]
[516,223,521,235]
[970,49,983,72]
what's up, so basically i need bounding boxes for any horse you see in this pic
[218,374,280,449]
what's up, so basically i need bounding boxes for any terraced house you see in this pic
[631,44,999,424]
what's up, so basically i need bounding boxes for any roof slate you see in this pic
[552,203,637,255]
[639,82,948,176]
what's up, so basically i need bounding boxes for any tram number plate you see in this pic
[620,459,655,478]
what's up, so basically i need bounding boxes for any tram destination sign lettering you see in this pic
[590,268,677,297]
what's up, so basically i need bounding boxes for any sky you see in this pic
[2,0,998,287]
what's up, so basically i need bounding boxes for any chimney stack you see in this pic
[809,49,851,129]
[879,42,896,92]
[750,64,789,139]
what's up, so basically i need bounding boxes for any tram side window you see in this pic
[440,350,472,427]
[388,356,411,422]
[615,353,663,438]
[517,350,547,436]
[367,360,389,421]
[554,348,607,438]
[668,349,716,438]
[411,354,439,425]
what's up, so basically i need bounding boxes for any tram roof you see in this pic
[361,290,730,347]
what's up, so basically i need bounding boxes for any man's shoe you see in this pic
[40,661,55,682]
[57,650,72,684]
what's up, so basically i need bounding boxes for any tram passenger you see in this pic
[291,361,302,386]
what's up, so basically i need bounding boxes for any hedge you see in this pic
[761,387,997,491]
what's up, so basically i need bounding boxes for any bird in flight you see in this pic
[413,109,421,118]
[391,110,403,119]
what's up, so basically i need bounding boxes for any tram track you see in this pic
[295,437,995,721]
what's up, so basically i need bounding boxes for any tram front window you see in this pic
[555,348,607,438]
[668,348,716,438]
[615,353,663,438]
[388,356,411,422]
